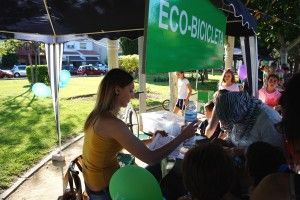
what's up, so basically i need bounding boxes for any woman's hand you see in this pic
[184,98,189,105]
[181,120,198,139]
[218,131,228,140]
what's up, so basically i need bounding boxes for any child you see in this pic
[198,101,222,139]
[219,69,241,91]
[179,143,237,200]
[173,71,193,115]
[258,74,282,108]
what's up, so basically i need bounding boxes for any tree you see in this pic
[0,39,44,82]
[1,53,18,69]
[23,41,43,83]
[248,0,300,67]
[0,39,23,56]
[119,38,138,55]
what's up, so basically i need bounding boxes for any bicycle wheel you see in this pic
[162,99,170,111]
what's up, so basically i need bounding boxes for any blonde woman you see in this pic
[82,68,197,200]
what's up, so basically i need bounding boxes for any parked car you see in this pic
[11,65,27,77]
[0,69,14,78]
[62,65,79,75]
[96,64,109,74]
[77,65,103,76]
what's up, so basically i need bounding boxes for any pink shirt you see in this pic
[258,88,282,107]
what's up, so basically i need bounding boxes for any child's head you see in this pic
[266,74,279,90]
[204,101,214,119]
[221,69,236,84]
[182,143,234,200]
[246,142,286,186]
[176,71,185,79]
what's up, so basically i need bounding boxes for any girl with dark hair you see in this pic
[82,69,197,200]
[258,74,282,108]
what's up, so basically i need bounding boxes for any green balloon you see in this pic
[109,165,163,200]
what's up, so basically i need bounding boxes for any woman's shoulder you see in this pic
[93,116,127,137]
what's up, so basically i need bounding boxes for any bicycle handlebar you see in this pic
[134,91,144,95]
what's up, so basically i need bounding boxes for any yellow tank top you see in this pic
[82,126,122,191]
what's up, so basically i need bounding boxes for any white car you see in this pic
[11,65,27,77]
[96,64,109,73]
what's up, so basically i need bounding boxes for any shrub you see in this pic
[26,65,50,84]
[119,54,139,74]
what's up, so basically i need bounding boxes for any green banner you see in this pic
[144,0,226,73]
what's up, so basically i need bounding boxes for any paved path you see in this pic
[1,135,84,200]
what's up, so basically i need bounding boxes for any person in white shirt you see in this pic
[173,71,192,115]
[218,69,241,92]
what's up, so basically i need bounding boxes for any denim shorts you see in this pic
[86,186,111,200]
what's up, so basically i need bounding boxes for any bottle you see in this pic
[184,101,197,147]
[184,100,197,123]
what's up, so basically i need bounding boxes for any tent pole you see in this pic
[138,36,146,132]
[46,43,65,162]
[243,37,253,96]
[249,36,259,97]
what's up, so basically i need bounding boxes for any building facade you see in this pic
[63,39,107,67]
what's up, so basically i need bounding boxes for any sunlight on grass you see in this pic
[0,73,218,190]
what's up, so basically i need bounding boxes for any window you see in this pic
[66,44,75,49]
[80,43,87,49]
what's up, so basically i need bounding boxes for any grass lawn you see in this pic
[0,76,170,190]
[0,72,220,191]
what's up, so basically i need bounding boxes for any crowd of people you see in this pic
[78,61,298,200]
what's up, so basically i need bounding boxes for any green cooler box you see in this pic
[197,90,215,114]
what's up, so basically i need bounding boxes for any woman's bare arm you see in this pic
[107,119,197,165]
[184,83,193,106]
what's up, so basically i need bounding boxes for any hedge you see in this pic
[26,65,50,85]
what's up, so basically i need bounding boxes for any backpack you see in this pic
[58,155,88,200]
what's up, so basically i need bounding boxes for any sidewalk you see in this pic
[1,134,84,200]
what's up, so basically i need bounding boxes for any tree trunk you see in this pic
[278,34,288,65]
[28,52,34,83]
[37,47,40,65]
[292,46,300,73]
[35,50,38,83]
[280,47,288,65]
[224,36,235,69]
[204,69,208,80]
